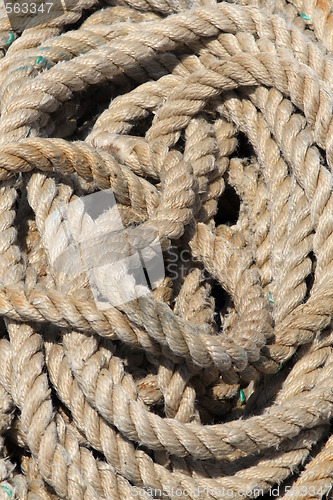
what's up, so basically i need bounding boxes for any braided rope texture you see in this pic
[0,0,333,498]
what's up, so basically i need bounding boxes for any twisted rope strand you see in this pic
[0,0,333,497]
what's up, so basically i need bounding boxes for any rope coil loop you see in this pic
[0,0,332,498]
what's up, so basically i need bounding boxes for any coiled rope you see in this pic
[0,0,333,498]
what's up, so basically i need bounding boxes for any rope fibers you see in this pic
[0,0,332,498]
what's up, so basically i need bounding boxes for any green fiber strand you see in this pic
[268,292,275,304]
[4,31,14,48]
[35,56,51,67]
[0,485,12,498]
[239,389,245,404]
[272,362,283,375]
[301,12,311,20]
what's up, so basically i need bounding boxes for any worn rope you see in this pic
[0,0,333,498]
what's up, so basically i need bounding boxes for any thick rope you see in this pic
[0,0,333,498]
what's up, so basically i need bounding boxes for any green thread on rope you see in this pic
[4,31,14,48]
[34,56,51,67]
[239,389,245,404]
[0,485,12,498]
[57,52,71,60]
[268,292,275,304]
[272,362,283,375]
[301,12,311,20]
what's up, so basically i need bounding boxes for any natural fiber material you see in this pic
[0,0,333,498]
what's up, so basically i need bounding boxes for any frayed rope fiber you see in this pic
[0,0,333,498]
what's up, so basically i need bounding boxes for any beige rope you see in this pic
[0,0,333,498]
